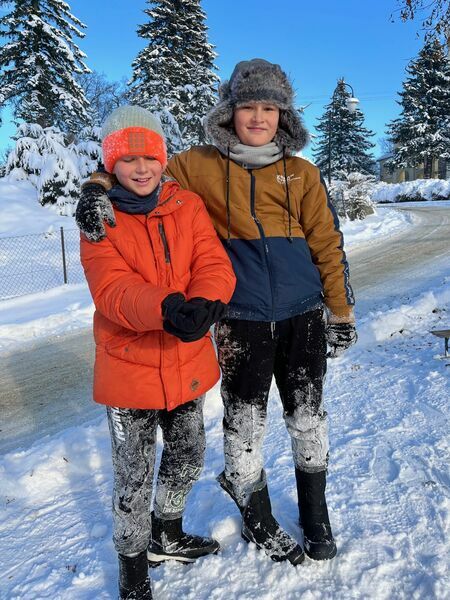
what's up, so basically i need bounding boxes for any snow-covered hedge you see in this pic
[372,179,450,203]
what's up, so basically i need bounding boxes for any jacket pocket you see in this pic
[105,331,161,368]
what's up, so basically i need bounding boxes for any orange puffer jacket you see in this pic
[80,180,236,411]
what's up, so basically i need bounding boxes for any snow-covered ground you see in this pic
[1,181,449,599]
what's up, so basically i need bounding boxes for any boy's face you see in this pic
[233,102,280,147]
[113,156,163,196]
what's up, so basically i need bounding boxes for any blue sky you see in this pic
[0,0,425,159]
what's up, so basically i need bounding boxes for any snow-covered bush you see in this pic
[5,123,43,185]
[37,147,81,216]
[372,179,450,203]
[76,126,102,179]
[5,123,102,216]
[329,172,376,220]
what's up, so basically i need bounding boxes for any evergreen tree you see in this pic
[76,125,102,178]
[314,79,376,180]
[128,0,219,154]
[0,0,91,135]
[5,122,90,215]
[386,37,450,178]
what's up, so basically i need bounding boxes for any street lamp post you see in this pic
[327,81,360,185]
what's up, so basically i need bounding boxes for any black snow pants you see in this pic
[215,309,329,505]
[106,396,205,555]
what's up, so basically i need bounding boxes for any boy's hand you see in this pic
[76,184,116,242]
[162,294,227,342]
[326,323,357,358]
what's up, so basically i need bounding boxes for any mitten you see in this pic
[326,322,357,358]
[75,184,116,242]
[162,295,227,342]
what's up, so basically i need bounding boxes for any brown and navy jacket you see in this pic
[166,145,354,322]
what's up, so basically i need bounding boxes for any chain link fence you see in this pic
[0,228,85,300]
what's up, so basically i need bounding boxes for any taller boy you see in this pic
[77,59,357,565]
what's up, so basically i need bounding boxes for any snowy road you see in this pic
[1,204,449,455]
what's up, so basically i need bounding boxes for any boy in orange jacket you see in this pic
[80,105,236,600]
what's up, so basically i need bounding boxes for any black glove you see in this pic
[75,184,116,242]
[326,322,357,358]
[162,294,228,342]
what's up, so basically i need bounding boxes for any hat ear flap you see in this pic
[275,108,309,154]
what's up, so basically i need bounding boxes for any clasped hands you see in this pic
[162,293,227,342]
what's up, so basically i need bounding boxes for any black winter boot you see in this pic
[147,512,220,565]
[217,471,305,566]
[118,551,152,600]
[295,468,337,561]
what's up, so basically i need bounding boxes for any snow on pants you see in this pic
[106,396,205,555]
[215,309,329,505]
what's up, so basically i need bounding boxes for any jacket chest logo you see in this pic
[276,174,301,185]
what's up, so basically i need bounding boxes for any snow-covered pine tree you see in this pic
[128,0,219,155]
[5,123,43,184]
[6,123,81,214]
[314,79,376,181]
[76,125,102,179]
[38,134,81,215]
[386,37,450,179]
[0,0,91,136]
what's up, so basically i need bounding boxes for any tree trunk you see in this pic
[423,155,432,179]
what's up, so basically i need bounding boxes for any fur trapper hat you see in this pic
[101,105,167,173]
[204,58,309,154]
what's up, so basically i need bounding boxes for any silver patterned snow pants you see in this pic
[106,396,205,555]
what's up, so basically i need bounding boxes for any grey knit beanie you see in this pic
[204,58,309,154]
[101,105,167,173]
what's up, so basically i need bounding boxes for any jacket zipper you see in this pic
[158,222,171,264]
[249,170,276,320]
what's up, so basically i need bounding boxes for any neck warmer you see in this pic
[108,183,160,214]
[226,142,283,169]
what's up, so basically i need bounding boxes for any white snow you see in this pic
[372,178,450,203]
[1,180,449,599]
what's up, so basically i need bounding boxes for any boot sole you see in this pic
[147,545,220,567]
[241,531,305,566]
[147,550,196,566]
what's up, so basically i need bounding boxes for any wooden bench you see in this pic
[430,329,450,358]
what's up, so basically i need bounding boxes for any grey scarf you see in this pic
[225,142,283,169]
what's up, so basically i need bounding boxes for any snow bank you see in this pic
[341,207,413,250]
[0,178,75,236]
[372,178,450,203]
[358,283,450,347]
[0,284,93,353]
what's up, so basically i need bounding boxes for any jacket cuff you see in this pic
[325,305,355,324]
